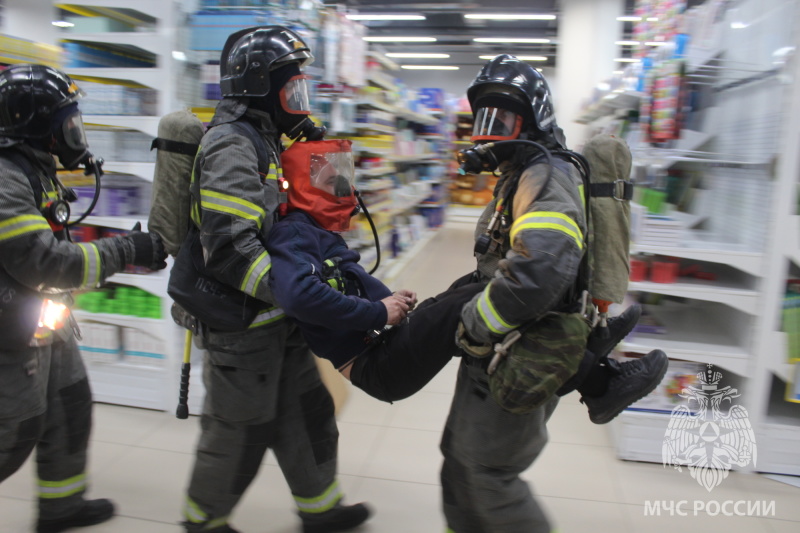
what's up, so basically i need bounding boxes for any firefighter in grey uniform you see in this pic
[179,27,369,533]
[0,64,167,532]
[442,55,666,533]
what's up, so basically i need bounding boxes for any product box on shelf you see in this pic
[78,322,121,364]
[189,11,276,51]
[122,327,165,366]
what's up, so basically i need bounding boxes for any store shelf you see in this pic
[73,310,167,341]
[61,32,166,57]
[101,162,156,180]
[575,90,645,124]
[83,115,160,137]
[631,241,763,277]
[67,67,162,89]
[80,215,147,230]
[628,278,759,315]
[357,166,395,178]
[354,123,397,135]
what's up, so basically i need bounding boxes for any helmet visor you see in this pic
[61,111,88,151]
[471,107,523,141]
[280,75,312,115]
[310,151,355,198]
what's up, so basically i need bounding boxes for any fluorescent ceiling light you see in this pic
[617,16,642,22]
[615,58,639,63]
[646,17,659,22]
[645,41,669,46]
[347,14,426,21]
[479,55,547,61]
[465,14,556,20]
[172,51,187,61]
[401,65,459,70]
[473,38,550,43]
[616,40,640,46]
[52,21,74,27]
[386,53,450,59]
[364,36,437,42]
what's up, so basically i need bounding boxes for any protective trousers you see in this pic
[440,359,559,533]
[184,320,340,528]
[0,338,94,520]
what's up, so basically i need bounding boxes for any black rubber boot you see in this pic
[300,502,371,533]
[581,349,669,425]
[183,525,240,533]
[586,304,642,359]
[36,498,115,533]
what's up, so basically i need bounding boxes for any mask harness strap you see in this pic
[355,190,380,275]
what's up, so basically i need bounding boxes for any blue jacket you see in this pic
[266,211,392,367]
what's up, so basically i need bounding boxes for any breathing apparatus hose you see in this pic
[355,190,381,275]
[67,157,104,227]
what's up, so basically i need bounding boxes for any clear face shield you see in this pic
[280,75,312,115]
[53,106,90,170]
[309,151,355,198]
[471,106,523,142]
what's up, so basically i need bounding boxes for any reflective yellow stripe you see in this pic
[38,473,87,499]
[578,184,585,210]
[40,190,59,209]
[265,162,280,181]
[240,251,271,296]
[200,189,266,227]
[0,214,51,242]
[510,211,583,250]
[76,243,101,288]
[248,307,286,328]
[295,480,343,514]
[476,284,517,335]
[183,496,207,523]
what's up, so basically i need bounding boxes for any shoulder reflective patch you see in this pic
[510,211,584,250]
[200,189,266,227]
[0,214,51,242]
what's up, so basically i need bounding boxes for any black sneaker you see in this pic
[587,304,642,359]
[37,498,115,533]
[581,349,669,425]
[300,502,371,533]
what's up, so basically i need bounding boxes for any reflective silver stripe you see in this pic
[476,285,517,335]
[183,496,207,523]
[77,243,101,288]
[38,474,87,499]
[510,211,584,250]
[0,214,51,242]
[265,162,279,180]
[200,189,266,227]
[248,307,286,328]
[240,251,271,296]
[294,480,343,514]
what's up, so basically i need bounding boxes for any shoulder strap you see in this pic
[150,137,199,156]
[0,149,45,207]
[230,120,273,174]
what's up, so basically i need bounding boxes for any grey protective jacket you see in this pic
[188,99,284,326]
[461,146,587,344]
[0,143,130,295]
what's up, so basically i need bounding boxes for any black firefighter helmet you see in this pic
[0,64,84,139]
[219,25,314,98]
[467,54,559,142]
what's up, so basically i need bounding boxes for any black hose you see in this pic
[355,190,381,275]
[67,158,104,227]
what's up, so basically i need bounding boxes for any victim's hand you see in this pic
[381,295,410,326]
[393,289,418,310]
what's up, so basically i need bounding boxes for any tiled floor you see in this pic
[2,220,799,532]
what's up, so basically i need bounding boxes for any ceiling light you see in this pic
[400,65,460,70]
[465,14,556,20]
[172,51,187,61]
[364,36,437,42]
[646,17,659,22]
[386,53,450,59]
[52,21,75,27]
[645,41,670,46]
[347,14,426,21]
[478,55,547,61]
[617,16,642,22]
[616,40,640,46]
[615,58,639,63]
[473,38,550,44]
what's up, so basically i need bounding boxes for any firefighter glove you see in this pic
[126,223,168,270]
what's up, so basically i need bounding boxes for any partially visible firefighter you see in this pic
[0,64,167,532]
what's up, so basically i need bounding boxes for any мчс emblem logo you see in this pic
[662,365,757,492]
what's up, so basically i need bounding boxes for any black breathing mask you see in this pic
[283,115,327,141]
[456,141,526,174]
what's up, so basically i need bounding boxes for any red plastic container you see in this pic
[630,259,648,282]
[651,261,679,283]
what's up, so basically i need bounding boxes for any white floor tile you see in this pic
[347,477,446,533]
[384,391,453,432]
[540,495,634,533]
[359,427,443,486]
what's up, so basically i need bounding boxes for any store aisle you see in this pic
[2,220,799,533]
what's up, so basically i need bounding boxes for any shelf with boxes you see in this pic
[600,0,800,475]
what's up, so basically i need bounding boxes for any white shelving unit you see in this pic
[585,0,800,476]
[54,1,191,413]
